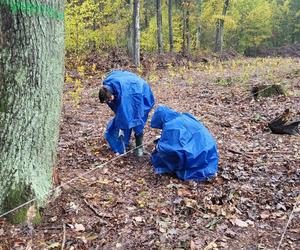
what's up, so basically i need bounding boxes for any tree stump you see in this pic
[268,109,300,135]
[251,84,286,99]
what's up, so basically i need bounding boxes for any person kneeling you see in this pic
[150,105,218,181]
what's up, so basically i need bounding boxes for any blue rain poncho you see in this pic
[103,70,155,153]
[150,106,218,181]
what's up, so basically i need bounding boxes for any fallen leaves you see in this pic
[1,58,300,249]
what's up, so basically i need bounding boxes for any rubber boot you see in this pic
[135,134,143,157]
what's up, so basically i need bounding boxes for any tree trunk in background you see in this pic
[168,0,174,52]
[0,0,65,223]
[195,0,202,49]
[214,0,230,53]
[133,0,140,67]
[182,4,187,54]
[144,0,149,29]
[91,0,97,50]
[156,0,163,53]
[186,8,190,54]
[127,0,134,57]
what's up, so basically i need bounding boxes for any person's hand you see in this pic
[153,135,160,145]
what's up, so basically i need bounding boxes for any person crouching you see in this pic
[150,105,218,181]
[99,70,155,157]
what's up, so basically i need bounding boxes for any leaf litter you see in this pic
[0,57,299,249]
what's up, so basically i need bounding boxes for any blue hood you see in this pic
[150,105,180,129]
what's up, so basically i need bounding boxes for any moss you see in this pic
[2,185,33,224]
[251,84,287,99]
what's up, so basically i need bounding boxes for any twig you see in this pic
[83,199,112,219]
[61,222,66,250]
[276,200,299,250]
[83,199,102,217]
[227,148,297,157]
[227,149,252,158]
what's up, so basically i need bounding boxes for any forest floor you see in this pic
[1,57,300,250]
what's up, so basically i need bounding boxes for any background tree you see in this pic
[214,0,230,53]
[156,0,163,53]
[168,0,174,52]
[0,0,65,223]
[195,0,203,49]
[181,0,192,55]
[133,0,140,66]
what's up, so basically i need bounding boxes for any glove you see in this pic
[118,129,126,154]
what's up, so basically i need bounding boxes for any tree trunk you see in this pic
[214,0,230,53]
[195,0,202,49]
[156,0,163,54]
[168,0,174,52]
[0,0,65,223]
[127,0,134,57]
[186,8,190,54]
[144,0,149,29]
[133,0,140,67]
[182,4,187,54]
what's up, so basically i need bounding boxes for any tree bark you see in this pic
[186,8,190,54]
[144,0,149,29]
[127,0,134,57]
[133,0,140,67]
[195,0,202,49]
[214,0,230,53]
[0,0,65,223]
[156,0,163,53]
[182,1,190,55]
[168,0,174,52]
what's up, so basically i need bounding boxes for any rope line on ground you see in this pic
[0,140,153,219]
[276,199,299,250]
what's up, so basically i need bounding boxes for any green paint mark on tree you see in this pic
[0,0,64,21]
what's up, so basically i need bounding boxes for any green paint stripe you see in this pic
[0,0,64,21]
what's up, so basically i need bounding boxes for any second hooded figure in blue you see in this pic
[150,105,218,181]
[99,70,155,156]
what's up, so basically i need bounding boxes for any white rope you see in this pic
[0,140,153,219]
[276,200,299,250]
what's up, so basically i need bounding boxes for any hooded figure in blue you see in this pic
[99,70,155,156]
[150,105,218,181]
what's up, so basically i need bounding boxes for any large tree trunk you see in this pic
[214,0,230,53]
[156,0,163,53]
[133,0,140,67]
[168,0,174,52]
[0,0,65,223]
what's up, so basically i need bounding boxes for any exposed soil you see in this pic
[1,57,300,250]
